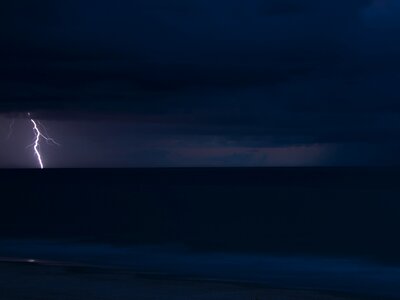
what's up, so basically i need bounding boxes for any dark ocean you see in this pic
[1,168,400,298]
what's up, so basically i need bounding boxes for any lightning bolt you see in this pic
[31,119,44,169]
[27,113,59,169]
[6,119,15,140]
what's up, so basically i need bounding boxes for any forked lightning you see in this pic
[28,113,59,169]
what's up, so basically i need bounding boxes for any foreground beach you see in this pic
[0,260,371,300]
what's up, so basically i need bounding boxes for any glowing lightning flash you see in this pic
[31,119,44,169]
[6,119,15,140]
[28,113,59,169]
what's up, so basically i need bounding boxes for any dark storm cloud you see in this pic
[0,0,368,99]
[2,0,400,157]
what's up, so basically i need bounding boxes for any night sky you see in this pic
[1,0,400,167]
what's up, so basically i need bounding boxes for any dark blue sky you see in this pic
[1,0,400,167]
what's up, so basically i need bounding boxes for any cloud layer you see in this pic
[2,0,400,166]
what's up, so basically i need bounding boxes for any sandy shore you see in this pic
[0,261,372,300]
